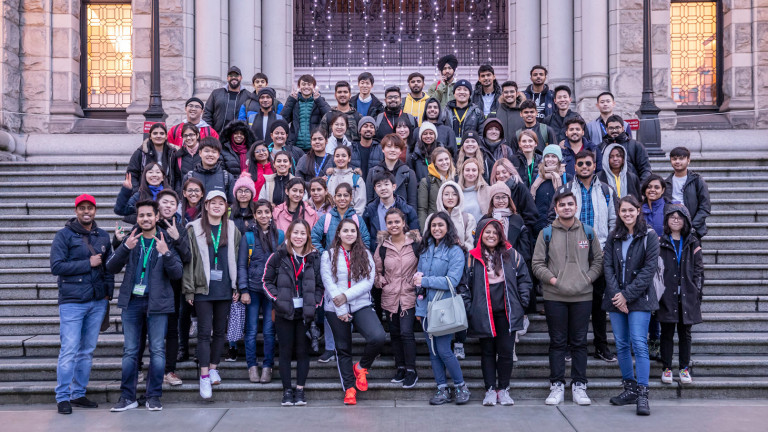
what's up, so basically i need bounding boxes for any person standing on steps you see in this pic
[107,200,183,412]
[281,74,332,151]
[522,65,555,120]
[126,123,177,192]
[663,146,711,239]
[350,72,384,118]
[604,196,660,416]
[181,137,236,204]
[641,174,668,361]
[402,72,429,125]
[203,66,252,134]
[321,219,385,405]
[51,194,114,415]
[427,54,459,108]
[168,97,219,146]
[532,188,603,407]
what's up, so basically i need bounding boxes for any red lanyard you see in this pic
[384,110,403,131]
[290,256,304,295]
[342,248,351,288]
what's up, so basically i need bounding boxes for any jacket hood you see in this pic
[664,202,692,225]
[497,91,527,108]
[140,138,177,154]
[601,143,628,176]
[480,117,505,139]
[194,160,224,174]
[468,218,512,261]
[421,97,445,123]
[436,180,465,213]
[220,120,257,147]
[525,83,550,95]
[604,131,630,144]
[376,229,421,248]
[65,218,100,235]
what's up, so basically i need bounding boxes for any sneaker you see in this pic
[595,349,617,362]
[224,346,237,362]
[294,387,307,406]
[145,396,162,411]
[209,369,222,385]
[199,377,212,399]
[353,362,369,391]
[164,372,183,386]
[679,368,692,384]
[110,397,138,412]
[497,387,514,406]
[189,318,198,338]
[545,382,565,405]
[260,367,273,383]
[248,366,260,383]
[518,316,530,336]
[482,388,497,406]
[281,388,294,406]
[136,395,147,407]
[429,386,452,405]
[137,370,145,383]
[391,368,406,383]
[454,343,466,360]
[70,396,99,408]
[571,382,591,405]
[455,383,471,405]
[344,388,357,405]
[57,401,72,415]
[661,368,673,384]
[403,370,418,389]
[318,350,336,363]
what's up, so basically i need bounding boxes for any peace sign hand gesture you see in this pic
[154,233,170,255]
[124,229,140,250]
[165,217,180,240]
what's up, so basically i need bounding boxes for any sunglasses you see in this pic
[576,161,593,167]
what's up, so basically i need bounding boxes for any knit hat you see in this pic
[542,144,563,161]
[185,97,204,108]
[358,116,376,132]
[437,54,459,71]
[453,79,473,96]
[461,130,482,146]
[269,119,289,135]
[488,182,511,200]
[233,172,257,198]
[419,121,438,139]
[257,87,276,100]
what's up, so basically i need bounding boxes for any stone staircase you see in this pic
[0,155,766,405]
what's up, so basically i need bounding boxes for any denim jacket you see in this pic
[415,240,465,317]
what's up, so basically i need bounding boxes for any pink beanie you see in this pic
[233,172,257,198]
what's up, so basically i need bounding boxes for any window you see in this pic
[670,1,720,107]
[82,2,133,110]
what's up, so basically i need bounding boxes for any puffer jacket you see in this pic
[50,219,115,305]
[414,239,466,318]
[326,167,367,215]
[237,90,283,126]
[202,87,252,133]
[272,201,319,232]
[366,160,419,208]
[432,180,477,251]
[182,219,241,302]
[598,143,642,199]
[350,139,384,180]
[460,219,531,338]
[219,120,256,176]
[417,172,446,228]
[444,99,484,138]
[493,93,526,140]
[602,227,660,313]
[182,161,236,204]
[320,248,376,316]
[663,171,711,238]
[310,207,371,253]
[126,139,178,192]
[263,246,323,321]
[373,230,421,314]
[320,108,363,142]
[281,94,332,149]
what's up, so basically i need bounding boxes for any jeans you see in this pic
[244,292,275,368]
[55,299,108,402]
[610,311,652,386]
[545,300,591,385]
[164,283,181,373]
[274,314,310,389]
[479,312,516,390]
[424,318,464,387]
[326,306,386,390]
[121,296,168,400]
[591,275,609,353]
[195,300,230,368]
[387,307,416,370]
[660,304,692,370]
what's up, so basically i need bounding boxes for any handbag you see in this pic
[426,276,468,337]
[652,255,666,301]
[226,301,246,342]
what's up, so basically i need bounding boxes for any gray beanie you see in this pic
[358,116,376,132]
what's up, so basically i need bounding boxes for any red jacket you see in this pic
[168,122,219,146]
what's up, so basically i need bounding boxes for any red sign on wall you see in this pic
[143,121,165,133]
[626,119,640,130]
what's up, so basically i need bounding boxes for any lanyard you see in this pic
[452,107,468,136]
[384,110,403,131]
[211,225,222,269]
[314,154,329,177]
[613,173,622,197]
[290,256,304,297]
[139,237,156,282]
[342,248,351,289]
[600,120,607,136]
[670,235,684,265]
[526,160,535,185]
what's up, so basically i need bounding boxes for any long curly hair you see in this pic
[330,218,372,283]
[420,211,465,253]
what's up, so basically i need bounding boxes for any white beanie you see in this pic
[419,121,438,139]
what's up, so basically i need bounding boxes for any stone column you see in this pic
[0,0,22,133]
[546,0,574,89]
[650,0,676,128]
[49,0,84,133]
[721,1,757,128]
[755,1,768,128]
[229,0,255,87]
[261,1,293,100]
[578,0,609,116]
[19,0,52,132]
[510,0,541,81]
[194,0,223,98]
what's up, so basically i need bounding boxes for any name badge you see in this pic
[210,269,223,281]
[293,297,304,308]
[456,137,462,146]
[132,284,147,296]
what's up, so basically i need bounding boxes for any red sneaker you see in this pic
[344,388,357,405]
[353,362,369,391]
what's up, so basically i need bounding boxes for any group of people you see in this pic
[51,56,711,416]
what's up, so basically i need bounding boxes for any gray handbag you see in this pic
[426,276,468,337]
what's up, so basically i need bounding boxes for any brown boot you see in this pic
[248,366,259,383]
[260,367,273,383]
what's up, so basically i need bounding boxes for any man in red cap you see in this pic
[50,194,115,414]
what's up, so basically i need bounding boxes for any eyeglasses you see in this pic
[668,215,683,221]
[607,126,623,132]
[185,189,202,194]
[386,95,400,100]
[493,195,508,201]
[186,104,202,110]
[576,161,593,167]
[254,148,268,154]
[182,133,197,139]
[236,189,252,194]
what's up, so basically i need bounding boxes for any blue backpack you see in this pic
[245,229,284,265]
[542,224,595,265]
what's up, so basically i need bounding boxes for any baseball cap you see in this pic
[227,66,242,76]
[75,194,96,207]
[205,190,228,203]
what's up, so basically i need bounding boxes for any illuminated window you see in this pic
[670,1,718,106]
[85,3,133,109]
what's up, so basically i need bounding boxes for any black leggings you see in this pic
[178,296,195,353]
[387,307,416,370]
[274,314,311,390]
[479,312,516,390]
[195,300,230,368]
[660,304,693,370]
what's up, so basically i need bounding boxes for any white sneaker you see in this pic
[482,388,497,406]
[518,316,529,336]
[679,368,692,384]
[545,382,565,405]
[209,369,221,385]
[199,377,212,399]
[454,343,466,360]
[497,387,514,406]
[661,368,673,384]
[571,382,591,405]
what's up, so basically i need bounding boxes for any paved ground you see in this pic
[1,399,766,432]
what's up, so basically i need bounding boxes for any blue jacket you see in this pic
[236,226,284,294]
[311,207,371,254]
[362,195,420,252]
[50,219,115,305]
[415,241,466,318]
[643,198,667,237]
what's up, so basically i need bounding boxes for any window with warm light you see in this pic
[670,1,718,107]
[84,3,133,109]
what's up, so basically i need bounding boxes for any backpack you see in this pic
[378,241,420,276]
[245,229,284,265]
[321,213,360,248]
[516,123,549,145]
[542,223,595,266]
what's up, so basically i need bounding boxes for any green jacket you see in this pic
[427,80,455,109]
[183,219,241,301]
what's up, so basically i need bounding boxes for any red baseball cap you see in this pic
[75,194,96,207]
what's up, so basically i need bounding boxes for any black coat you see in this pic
[664,171,711,238]
[203,87,252,134]
[172,147,201,192]
[262,246,323,321]
[374,110,417,140]
[182,161,235,204]
[444,100,484,138]
[362,195,420,253]
[350,93,384,118]
[600,132,653,182]
[476,215,532,264]
[219,120,256,176]
[504,178,539,233]
[366,160,419,208]
[511,151,542,189]
[657,234,704,324]
[296,152,334,182]
[602,228,660,313]
[126,140,177,192]
[350,139,384,181]
[543,109,581,143]
[236,226,283,294]
[158,214,192,265]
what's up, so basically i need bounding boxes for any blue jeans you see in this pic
[424,325,464,387]
[121,296,168,400]
[244,292,275,368]
[55,299,108,402]
[610,311,652,386]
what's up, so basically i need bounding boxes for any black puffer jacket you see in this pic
[219,120,257,176]
[663,171,711,238]
[504,178,539,233]
[602,227,660,313]
[600,132,652,182]
[366,160,418,207]
[203,87,252,134]
[182,161,235,204]
[262,246,323,321]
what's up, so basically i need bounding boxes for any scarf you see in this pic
[531,163,565,199]
[254,163,273,199]
[483,249,504,283]
[231,139,249,173]
[273,174,289,205]
[492,208,513,239]
[185,141,199,156]
[185,205,199,222]
[148,184,164,200]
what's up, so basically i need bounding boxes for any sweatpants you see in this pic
[325,306,386,390]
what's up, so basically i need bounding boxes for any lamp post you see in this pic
[143,0,167,124]
[636,0,664,156]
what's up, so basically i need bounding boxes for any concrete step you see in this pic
[702,280,767,296]
[703,264,768,279]
[703,223,768,236]
[0,192,119,204]
[702,250,768,265]
[649,155,768,168]
[710,198,768,211]
[701,236,768,251]
[0,171,125,182]
[0,162,127,172]
[0,300,121,317]
[708,210,768,224]
[706,187,768,199]
[651,166,768,177]
[0,203,118,217]
[0,181,123,194]
[0,240,54,254]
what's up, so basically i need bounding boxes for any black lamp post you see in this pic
[636,0,665,156]
[143,0,167,123]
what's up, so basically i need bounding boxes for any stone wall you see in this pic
[0,0,22,133]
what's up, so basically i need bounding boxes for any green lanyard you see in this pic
[526,160,535,185]
[139,237,155,282]
[211,225,222,269]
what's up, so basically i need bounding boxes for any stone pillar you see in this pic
[0,0,22,133]
[261,1,293,100]
[650,0,676,128]
[755,1,768,128]
[608,2,643,123]
[546,0,574,89]
[510,0,541,82]
[253,0,262,78]
[578,0,609,116]
[229,0,255,88]
[19,0,52,132]
[194,0,223,98]
[721,1,757,128]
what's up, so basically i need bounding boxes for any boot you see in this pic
[609,379,638,406]
[636,384,650,416]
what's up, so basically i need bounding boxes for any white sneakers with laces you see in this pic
[662,368,674,384]
[545,382,565,405]
[571,382,591,405]
[209,369,222,385]
[199,377,212,399]
[482,388,497,406]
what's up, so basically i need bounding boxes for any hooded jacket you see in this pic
[203,86,252,134]
[402,92,430,126]
[238,89,283,136]
[262,246,323,321]
[366,160,419,208]
[362,195,420,253]
[219,120,256,176]
[663,171,711,238]
[444,99,484,139]
[126,139,178,192]
[417,164,451,229]
[350,93,384,117]
[182,161,236,204]
[480,118,516,166]
[326,167,367,215]
[549,176,617,248]
[600,132,652,183]
[598,143,642,199]
[320,107,363,142]
[531,218,603,303]
[414,238,466,318]
[494,92,527,140]
[51,219,115,305]
[373,230,421,314]
[311,207,371,253]
[281,94,332,150]
[433,181,477,251]
[472,79,502,117]
[272,201,319,232]
[320,248,376,316]
[602,227,660,313]
[421,97,459,154]
[523,83,555,119]
[182,219,241,301]
[460,219,532,338]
